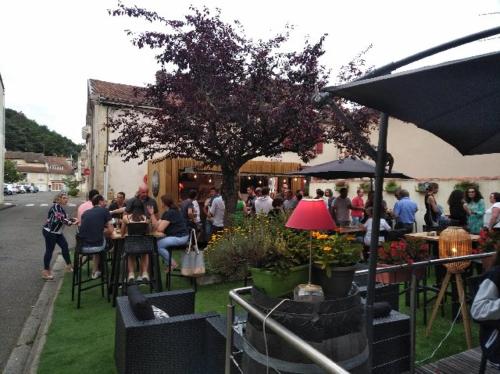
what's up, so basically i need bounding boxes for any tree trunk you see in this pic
[221,166,240,226]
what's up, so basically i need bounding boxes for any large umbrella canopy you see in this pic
[323,51,500,155]
[289,158,411,179]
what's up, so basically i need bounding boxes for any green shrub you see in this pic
[454,180,479,192]
[385,180,401,193]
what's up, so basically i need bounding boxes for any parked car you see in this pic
[10,185,19,194]
[17,185,26,194]
[4,185,13,195]
[24,185,34,193]
[32,186,39,193]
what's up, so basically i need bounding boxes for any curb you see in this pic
[0,204,16,212]
[2,255,65,374]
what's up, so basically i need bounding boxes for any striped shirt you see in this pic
[43,204,71,234]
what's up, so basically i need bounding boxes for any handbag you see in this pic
[181,229,205,277]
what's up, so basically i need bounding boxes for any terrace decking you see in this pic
[415,347,496,373]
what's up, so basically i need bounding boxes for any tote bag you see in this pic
[181,229,205,277]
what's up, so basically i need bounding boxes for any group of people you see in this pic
[424,184,500,234]
[41,184,229,282]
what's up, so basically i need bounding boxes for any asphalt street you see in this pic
[0,192,82,370]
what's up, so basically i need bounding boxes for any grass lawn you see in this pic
[38,268,479,373]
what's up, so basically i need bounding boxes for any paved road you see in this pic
[0,192,82,370]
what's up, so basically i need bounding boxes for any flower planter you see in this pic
[375,263,426,284]
[313,264,356,299]
[250,264,309,297]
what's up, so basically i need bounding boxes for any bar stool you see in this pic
[71,235,110,309]
[120,235,160,295]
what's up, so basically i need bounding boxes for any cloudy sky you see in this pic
[1,0,499,144]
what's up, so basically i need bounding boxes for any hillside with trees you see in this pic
[5,108,83,159]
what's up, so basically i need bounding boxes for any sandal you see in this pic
[164,263,178,273]
[42,270,54,281]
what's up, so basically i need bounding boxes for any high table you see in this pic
[335,225,365,235]
[110,230,165,306]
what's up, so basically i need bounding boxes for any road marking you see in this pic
[68,203,76,207]
[40,203,48,207]
[4,202,13,205]
[25,204,35,206]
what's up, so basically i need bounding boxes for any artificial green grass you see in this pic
[38,270,480,373]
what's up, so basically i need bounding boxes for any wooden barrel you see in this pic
[242,285,369,374]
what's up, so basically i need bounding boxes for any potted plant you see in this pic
[384,180,401,194]
[312,233,362,298]
[376,239,430,284]
[334,181,349,192]
[205,215,310,297]
[478,228,500,271]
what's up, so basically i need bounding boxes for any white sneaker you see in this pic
[128,272,135,283]
[141,272,150,282]
[91,271,102,279]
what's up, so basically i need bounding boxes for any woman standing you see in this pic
[424,183,440,228]
[148,195,189,270]
[447,189,468,226]
[484,192,500,230]
[42,192,75,280]
[464,187,485,234]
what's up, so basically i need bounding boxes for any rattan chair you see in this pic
[115,289,226,374]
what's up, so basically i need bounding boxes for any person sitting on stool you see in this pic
[148,195,189,271]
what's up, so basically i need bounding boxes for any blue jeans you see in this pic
[157,235,189,262]
[42,229,71,270]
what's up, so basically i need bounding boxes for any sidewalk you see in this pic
[3,255,65,374]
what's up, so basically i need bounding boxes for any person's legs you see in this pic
[55,234,72,268]
[157,235,189,266]
[42,230,56,275]
[140,254,149,275]
[127,256,136,276]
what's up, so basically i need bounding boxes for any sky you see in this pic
[0,0,499,144]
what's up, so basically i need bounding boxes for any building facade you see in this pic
[5,151,75,191]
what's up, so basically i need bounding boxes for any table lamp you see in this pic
[286,199,336,302]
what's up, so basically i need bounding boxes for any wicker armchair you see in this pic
[115,289,226,374]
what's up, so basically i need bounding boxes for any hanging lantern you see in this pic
[439,226,472,273]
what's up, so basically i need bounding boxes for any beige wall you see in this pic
[26,172,49,191]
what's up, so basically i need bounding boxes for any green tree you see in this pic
[4,160,21,183]
[5,109,83,159]
[63,177,80,197]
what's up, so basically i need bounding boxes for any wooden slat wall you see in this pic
[148,157,305,205]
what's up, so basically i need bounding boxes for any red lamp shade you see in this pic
[286,199,337,231]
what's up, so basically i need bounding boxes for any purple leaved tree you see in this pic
[108,4,378,216]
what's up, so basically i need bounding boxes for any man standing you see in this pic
[209,188,225,234]
[254,187,273,215]
[393,189,418,233]
[246,186,256,215]
[79,195,114,278]
[126,184,158,219]
[180,190,197,229]
[351,188,365,225]
[283,189,298,211]
[333,188,352,226]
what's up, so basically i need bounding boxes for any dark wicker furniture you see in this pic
[115,289,226,374]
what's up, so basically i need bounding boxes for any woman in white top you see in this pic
[363,207,391,246]
[484,192,500,230]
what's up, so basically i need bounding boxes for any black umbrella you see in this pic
[324,51,500,156]
[289,158,411,180]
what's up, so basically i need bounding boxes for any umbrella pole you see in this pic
[366,113,389,372]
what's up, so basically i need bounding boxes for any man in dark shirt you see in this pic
[79,195,114,278]
[108,191,126,219]
[125,184,158,218]
[180,190,197,229]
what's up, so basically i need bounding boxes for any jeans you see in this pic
[352,217,362,225]
[157,235,189,262]
[42,229,71,270]
[81,240,106,254]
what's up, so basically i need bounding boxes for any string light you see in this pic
[258,180,262,185]
[193,174,197,179]
[294,178,298,182]
[247,176,251,180]
[208,178,212,183]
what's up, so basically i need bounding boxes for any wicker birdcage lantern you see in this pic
[439,226,472,273]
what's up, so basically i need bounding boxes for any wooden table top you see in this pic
[111,230,165,240]
[335,226,365,234]
[405,232,480,242]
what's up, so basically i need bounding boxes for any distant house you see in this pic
[0,74,4,203]
[83,79,153,199]
[4,151,74,191]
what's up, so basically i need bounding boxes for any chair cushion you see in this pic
[128,285,154,321]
